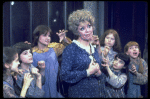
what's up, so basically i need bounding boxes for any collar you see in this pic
[111,68,121,75]
[72,40,95,54]
[32,46,50,54]
[19,64,34,73]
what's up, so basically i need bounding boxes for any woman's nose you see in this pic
[85,27,90,32]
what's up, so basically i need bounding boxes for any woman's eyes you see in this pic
[80,27,85,31]
[79,24,92,31]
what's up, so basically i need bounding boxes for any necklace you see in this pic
[88,45,96,63]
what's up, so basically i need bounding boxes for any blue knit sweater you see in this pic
[60,41,102,98]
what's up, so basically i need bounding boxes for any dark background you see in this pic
[3,1,148,97]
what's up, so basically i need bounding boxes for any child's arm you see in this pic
[106,71,127,88]
[101,59,127,88]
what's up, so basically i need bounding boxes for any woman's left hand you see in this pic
[56,29,68,42]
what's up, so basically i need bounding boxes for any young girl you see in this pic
[91,29,122,98]
[124,41,148,98]
[32,25,71,98]
[101,53,130,98]
[13,42,45,98]
[3,47,33,98]
[99,29,122,66]
[60,9,102,98]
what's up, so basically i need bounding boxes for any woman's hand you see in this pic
[94,63,102,76]
[56,29,68,42]
[87,60,100,76]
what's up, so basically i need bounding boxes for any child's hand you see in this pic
[129,64,137,75]
[56,29,68,42]
[101,57,110,67]
[31,68,41,77]
[103,46,110,57]
[23,73,34,88]
[18,69,25,74]
[38,61,45,69]
[91,35,100,46]
[24,41,31,45]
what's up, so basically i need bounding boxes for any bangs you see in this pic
[13,42,32,55]
[127,41,139,47]
[115,53,130,66]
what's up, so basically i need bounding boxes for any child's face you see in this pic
[78,21,93,41]
[104,33,115,48]
[10,53,20,72]
[113,57,125,70]
[20,49,33,64]
[38,32,51,46]
[126,45,140,59]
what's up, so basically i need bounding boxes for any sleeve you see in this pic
[48,42,65,57]
[133,59,148,85]
[48,37,72,57]
[106,73,127,88]
[61,37,72,46]
[60,45,87,84]
[16,73,45,98]
[3,84,18,98]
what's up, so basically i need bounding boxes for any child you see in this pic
[94,29,122,98]
[99,29,122,66]
[124,41,148,98]
[3,47,33,98]
[101,53,130,98]
[12,42,45,98]
[31,25,72,98]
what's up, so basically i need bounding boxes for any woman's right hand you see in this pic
[87,60,100,76]
[23,73,34,89]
